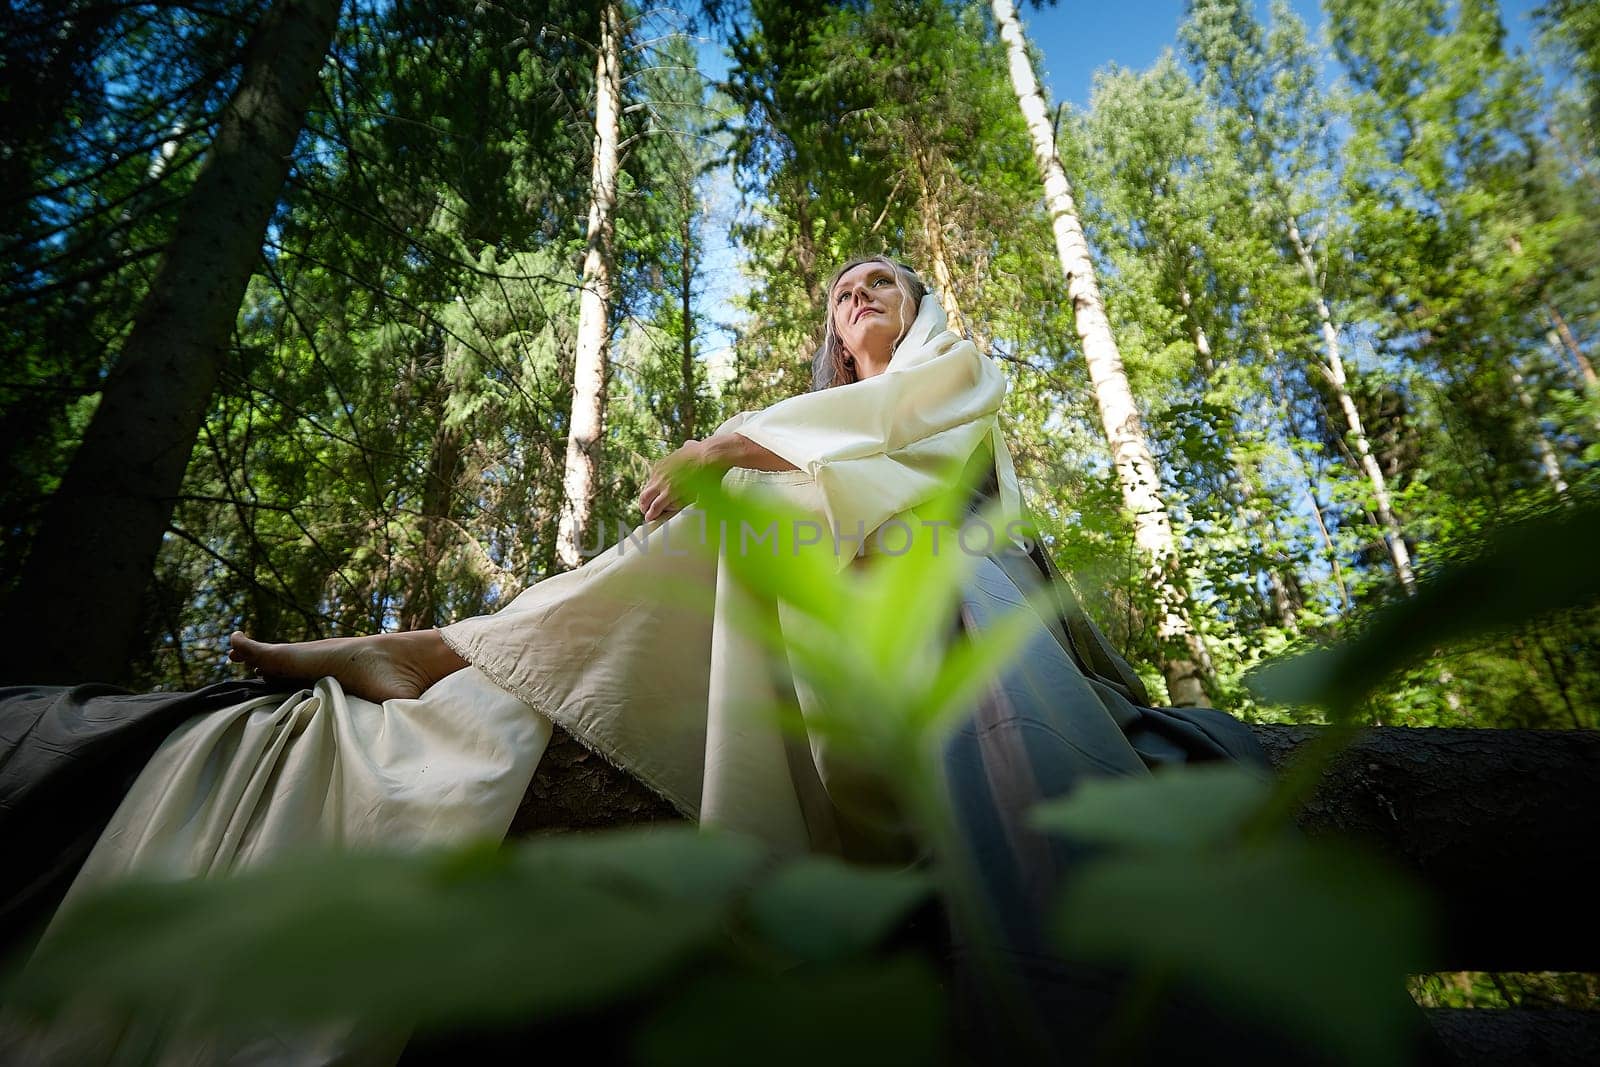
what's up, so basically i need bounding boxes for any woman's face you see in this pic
[830,262,915,367]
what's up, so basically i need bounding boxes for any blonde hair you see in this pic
[811,257,928,391]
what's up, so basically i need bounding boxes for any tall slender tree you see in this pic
[556,0,626,569]
[991,0,1211,705]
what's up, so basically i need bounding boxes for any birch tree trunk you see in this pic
[991,0,1210,705]
[1283,215,1416,592]
[555,0,624,570]
[679,192,698,443]
[0,0,340,684]
[1512,361,1569,497]
[1545,301,1597,389]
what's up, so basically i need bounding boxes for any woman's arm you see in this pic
[638,432,800,522]
[701,431,800,473]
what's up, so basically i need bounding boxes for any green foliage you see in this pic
[633,956,947,1066]
[745,858,933,963]
[39,458,1585,1060]
[7,0,1600,1048]
[1251,494,1600,718]
[1052,834,1429,1066]
[1031,762,1271,850]
[11,831,764,1030]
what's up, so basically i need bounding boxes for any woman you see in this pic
[3,256,1265,964]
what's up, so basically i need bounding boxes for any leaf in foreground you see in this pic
[633,955,947,1067]
[10,829,765,1031]
[1030,764,1275,851]
[745,856,933,963]
[1052,839,1432,1067]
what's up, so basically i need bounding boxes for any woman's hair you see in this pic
[810,256,928,391]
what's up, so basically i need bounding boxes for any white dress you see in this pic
[14,296,1015,1062]
[59,294,1021,894]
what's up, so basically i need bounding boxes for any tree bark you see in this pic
[912,151,968,337]
[1425,1008,1600,1067]
[507,727,681,837]
[678,192,697,444]
[991,0,1209,705]
[516,717,1600,972]
[400,416,465,631]
[555,0,624,570]
[792,189,822,308]
[1253,723,1600,972]
[0,0,340,684]
[1545,301,1597,390]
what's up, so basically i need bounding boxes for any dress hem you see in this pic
[435,627,699,822]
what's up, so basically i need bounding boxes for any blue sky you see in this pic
[1026,0,1321,106]
[689,0,1553,382]
[1022,0,1546,107]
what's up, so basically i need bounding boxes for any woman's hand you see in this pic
[637,433,800,523]
[638,439,709,523]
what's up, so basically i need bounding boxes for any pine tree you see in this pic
[1,0,342,683]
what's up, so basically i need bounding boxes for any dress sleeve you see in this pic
[732,317,1018,569]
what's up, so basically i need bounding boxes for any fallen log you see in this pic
[1424,1008,1600,1067]
[510,723,1599,1063]
[512,723,1600,972]
[1252,724,1600,973]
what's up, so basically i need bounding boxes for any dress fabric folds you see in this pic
[0,678,289,955]
[0,294,1276,1063]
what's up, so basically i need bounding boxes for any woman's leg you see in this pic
[228,629,468,703]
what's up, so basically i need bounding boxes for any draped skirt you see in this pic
[1,467,1270,1060]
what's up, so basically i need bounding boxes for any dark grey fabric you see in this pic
[942,543,1270,951]
[934,451,1316,1062]
[0,678,289,958]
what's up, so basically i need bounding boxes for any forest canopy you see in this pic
[1,0,1596,730]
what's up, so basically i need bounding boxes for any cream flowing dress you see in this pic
[55,295,1021,906]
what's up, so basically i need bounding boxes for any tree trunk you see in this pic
[0,0,340,684]
[1253,723,1600,972]
[678,194,697,444]
[912,151,968,337]
[1426,1008,1600,1067]
[992,0,1209,705]
[400,414,465,631]
[515,716,1600,972]
[792,182,822,308]
[1545,301,1597,389]
[1283,214,1417,593]
[555,0,624,570]
[1510,362,1568,496]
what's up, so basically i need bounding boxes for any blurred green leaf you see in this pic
[745,857,933,963]
[1052,839,1433,1066]
[632,955,947,1066]
[10,828,765,1031]
[1248,498,1600,715]
[1030,764,1274,851]
[676,459,1051,790]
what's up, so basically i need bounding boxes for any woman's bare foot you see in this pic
[228,629,468,703]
